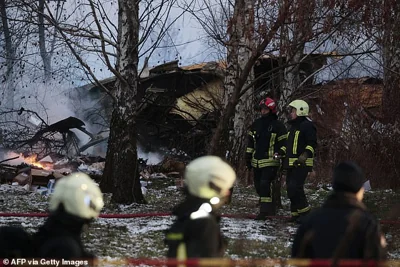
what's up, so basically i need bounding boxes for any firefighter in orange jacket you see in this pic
[280,99,317,223]
[245,98,287,219]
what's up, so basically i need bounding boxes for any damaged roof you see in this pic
[307,76,384,141]
[77,53,338,129]
[313,76,383,109]
[74,53,345,155]
[78,52,334,94]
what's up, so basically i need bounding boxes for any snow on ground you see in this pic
[0,178,399,265]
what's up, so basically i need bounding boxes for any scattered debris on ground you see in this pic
[0,175,399,262]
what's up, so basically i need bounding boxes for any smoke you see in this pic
[0,150,27,166]
[4,75,166,162]
[21,82,97,149]
[16,80,104,153]
[13,81,76,125]
[137,145,164,165]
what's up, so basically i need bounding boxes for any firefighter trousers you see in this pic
[286,168,310,217]
[253,167,278,215]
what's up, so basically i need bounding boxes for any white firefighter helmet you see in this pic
[184,155,236,199]
[49,172,104,220]
[289,99,309,116]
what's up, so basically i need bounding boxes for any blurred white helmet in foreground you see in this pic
[184,156,236,200]
[49,172,104,220]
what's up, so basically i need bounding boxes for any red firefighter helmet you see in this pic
[259,97,277,114]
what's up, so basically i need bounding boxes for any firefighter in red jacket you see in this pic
[280,99,317,223]
[246,97,287,219]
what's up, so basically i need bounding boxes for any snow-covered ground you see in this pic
[0,178,399,265]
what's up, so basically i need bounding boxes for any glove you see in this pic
[273,153,281,160]
[293,152,307,167]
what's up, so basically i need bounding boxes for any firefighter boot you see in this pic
[255,203,275,220]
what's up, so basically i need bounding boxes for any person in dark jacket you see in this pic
[165,156,236,261]
[280,99,317,222]
[246,97,287,219]
[0,226,33,258]
[292,161,387,260]
[33,172,104,262]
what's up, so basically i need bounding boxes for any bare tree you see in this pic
[0,0,188,203]
[37,0,65,80]
[27,0,188,203]
[0,0,16,109]
[331,0,400,125]
[380,1,400,123]
[38,0,50,80]
[205,1,291,158]
[0,0,89,121]
[96,0,142,203]
[6,0,70,82]
[182,0,377,183]
[223,0,255,169]
[279,0,315,107]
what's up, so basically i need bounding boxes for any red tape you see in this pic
[0,212,398,225]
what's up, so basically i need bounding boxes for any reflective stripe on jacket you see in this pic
[165,198,225,263]
[246,114,287,168]
[282,117,317,168]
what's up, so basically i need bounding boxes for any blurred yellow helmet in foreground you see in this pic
[184,156,236,199]
[49,172,104,220]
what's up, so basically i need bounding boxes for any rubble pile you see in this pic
[139,156,187,189]
[0,146,189,196]
[0,152,106,195]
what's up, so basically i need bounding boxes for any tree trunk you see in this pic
[38,0,52,80]
[279,0,314,108]
[208,1,290,161]
[230,0,255,174]
[0,0,15,109]
[382,1,400,124]
[209,0,255,171]
[100,0,144,204]
[208,100,238,158]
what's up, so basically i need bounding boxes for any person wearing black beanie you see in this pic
[333,161,366,193]
[292,161,387,260]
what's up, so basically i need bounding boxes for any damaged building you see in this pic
[1,55,389,188]
[73,54,332,157]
